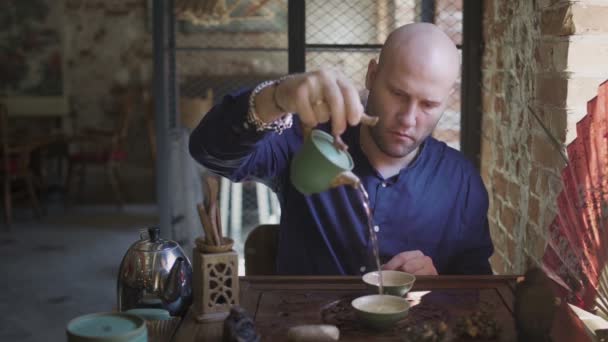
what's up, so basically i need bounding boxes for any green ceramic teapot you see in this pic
[290,128,361,195]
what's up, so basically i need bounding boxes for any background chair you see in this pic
[0,103,46,227]
[244,224,279,275]
[64,86,138,208]
[219,178,281,246]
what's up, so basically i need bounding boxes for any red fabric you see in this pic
[542,80,608,311]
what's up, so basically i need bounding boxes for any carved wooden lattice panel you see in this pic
[206,259,238,308]
[193,249,240,322]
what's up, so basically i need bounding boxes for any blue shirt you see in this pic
[189,88,494,275]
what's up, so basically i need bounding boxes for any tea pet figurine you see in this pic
[402,321,448,342]
[453,307,499,339]
[223,306,260,342]
[514,268,560,342]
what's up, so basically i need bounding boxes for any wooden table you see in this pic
[173,275,590,342]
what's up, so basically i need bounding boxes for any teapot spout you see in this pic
[329,171,361,189]
[162,257,189,310]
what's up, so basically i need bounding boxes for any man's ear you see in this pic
[365,59,378,90]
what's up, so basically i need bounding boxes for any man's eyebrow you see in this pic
[388,82,443,104]
[388,83,412,96]
[424,99,442,105]
[387,83,404,92]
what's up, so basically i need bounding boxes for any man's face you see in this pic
[364,58,454,159]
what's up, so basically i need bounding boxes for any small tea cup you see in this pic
[351,294,410,330]
[363,270,416,296]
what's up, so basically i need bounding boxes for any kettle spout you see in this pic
[162,257,188,305]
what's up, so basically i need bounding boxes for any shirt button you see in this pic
[360,266,366,273]
[381,182,387,188]
[373,225,380,232]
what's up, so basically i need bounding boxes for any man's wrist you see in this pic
[254,81,288,122]
[247,79,293,134]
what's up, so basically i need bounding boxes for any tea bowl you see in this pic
[351,294,410,330]
[363,270,416,296]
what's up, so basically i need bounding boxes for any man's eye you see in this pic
[423,102,438,109]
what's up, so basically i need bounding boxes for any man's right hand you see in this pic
[255,68,374,140]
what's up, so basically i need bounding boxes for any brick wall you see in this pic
[482,0,608,273]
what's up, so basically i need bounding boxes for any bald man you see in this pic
[190,23,494,275]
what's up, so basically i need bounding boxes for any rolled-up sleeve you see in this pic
[188,88,297,189]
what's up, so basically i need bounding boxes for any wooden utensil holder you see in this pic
[192,246,240,322]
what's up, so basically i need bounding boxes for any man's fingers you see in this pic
[382,255,402,270]
[332,135,349,151]
[338,77,364,126]
[361,113,379,127]
[382,250,425,270]
[311,99,330,124]
[383,250,422,269]
[321,83,346,138]
[294,85,317,128]
[401,256,437,275]
[285,69,372,140]
[399,250,424,261]
[399,256,427,273]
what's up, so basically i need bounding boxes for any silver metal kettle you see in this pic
[117,227,193,316]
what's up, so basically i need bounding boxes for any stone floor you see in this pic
[0,204,158,342]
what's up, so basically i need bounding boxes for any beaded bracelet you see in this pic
[246,79,293,134]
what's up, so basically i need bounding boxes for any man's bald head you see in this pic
[377,23,460,88]
[362,23,461,161]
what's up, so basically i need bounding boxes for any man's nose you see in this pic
[398,102,417,127]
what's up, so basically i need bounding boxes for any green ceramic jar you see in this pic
[66,312,147,342]
[290,129,354,195]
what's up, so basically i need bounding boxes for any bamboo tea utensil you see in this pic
[208,202,219,241]
[215,205,223,240]
[206,175,222,241]
[205,175,222,240]
[197,203,220,246]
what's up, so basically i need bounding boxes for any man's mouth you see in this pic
[391,131,414,141]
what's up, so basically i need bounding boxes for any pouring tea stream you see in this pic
[290,117,384,294]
